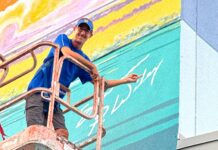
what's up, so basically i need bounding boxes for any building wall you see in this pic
[0,0,180,149]
[180,0,218,138]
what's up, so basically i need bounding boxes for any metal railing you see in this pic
[0,41,105,149]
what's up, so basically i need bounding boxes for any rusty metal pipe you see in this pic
[0,41,59,88]
[57,55,100,119]
[0,52,37,88]
[96,77,105,150]
[77,128,106,148]
[47,42,60,129]
[0,41,58,68]
[62,95,93,114]
[75,78,106,149]
[0,54,9,85]
[0,41,106,149]
[0,88,52,111]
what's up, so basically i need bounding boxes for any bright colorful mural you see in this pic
[0,0,180,149]
[0,0,180,104]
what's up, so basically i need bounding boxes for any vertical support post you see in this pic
[96,77,105,150]
[47,47,60,129]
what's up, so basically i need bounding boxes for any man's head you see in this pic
[72,18,93,49]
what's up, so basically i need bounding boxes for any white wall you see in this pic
[180,10,218,138]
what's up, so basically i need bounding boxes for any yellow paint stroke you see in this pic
[83,0,180,57]
[21,0,69,30]
[0,2,25,30]
[0,0,69,33]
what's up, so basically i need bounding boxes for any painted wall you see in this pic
[0,0,180,149]
[67,23,180,149]
[180,0,218,138]
[0,0,180,103]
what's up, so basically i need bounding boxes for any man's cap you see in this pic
[76,18,93,31]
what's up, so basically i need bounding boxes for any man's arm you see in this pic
[61,47,141,87]
[61,46,99,79]
[105,74,141,89]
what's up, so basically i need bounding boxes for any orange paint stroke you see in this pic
[0,0,18,11]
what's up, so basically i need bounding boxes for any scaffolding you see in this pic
[0,41,106,150]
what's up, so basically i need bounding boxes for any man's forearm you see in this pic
[61,46,96,70]
[106,79,128,89]
[105,74,140,89]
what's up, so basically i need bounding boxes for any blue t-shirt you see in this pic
[27,34,92,110]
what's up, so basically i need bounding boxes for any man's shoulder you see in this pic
[57,34,69,40]
[55,34,71,46]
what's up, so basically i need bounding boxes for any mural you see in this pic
[67,23,180,149]
[0,0,180,149]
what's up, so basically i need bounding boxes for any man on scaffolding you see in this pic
[25,18,141,139]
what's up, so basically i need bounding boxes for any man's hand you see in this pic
[123,74,142,83]
[90,66,99,81]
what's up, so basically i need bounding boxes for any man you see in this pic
[26,18,140,139]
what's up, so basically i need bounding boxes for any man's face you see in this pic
[72,23,93,49]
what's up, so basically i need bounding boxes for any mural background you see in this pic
[0,0,180,149]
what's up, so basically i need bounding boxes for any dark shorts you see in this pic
[25,93,66,130]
